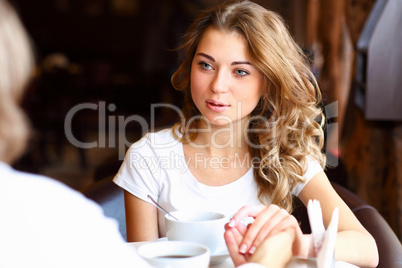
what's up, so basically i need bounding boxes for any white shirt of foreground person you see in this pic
[0,162,262,268]
[0,162,146,268]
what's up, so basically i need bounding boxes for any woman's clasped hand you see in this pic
[224,205,306,267]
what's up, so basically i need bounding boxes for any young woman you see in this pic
[0,1,303,267]
[114,1,378,266]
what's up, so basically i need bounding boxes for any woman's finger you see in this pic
[235,205,282,253]
[242,207,288,254]
[225,224,244,246]
[247,209,290,254]
[267,214,300,238]
[225,220,248,236]
[266,215,305,257]
[228,205,266,228]
[224,228,247,266]
[251,213,300,253]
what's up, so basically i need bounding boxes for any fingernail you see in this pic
[228,219,236,227]
[239,244,247,254]
[249,246,256,254]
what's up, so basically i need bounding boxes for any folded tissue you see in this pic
[307,199,339,268]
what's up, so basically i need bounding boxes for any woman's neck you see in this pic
[191,118,250,158]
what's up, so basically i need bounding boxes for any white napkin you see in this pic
[307,199,339,268]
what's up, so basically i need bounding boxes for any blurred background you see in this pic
[8,0,401,240]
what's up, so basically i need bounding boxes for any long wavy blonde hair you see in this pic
[0,0,34,163]
[171,0,325,212]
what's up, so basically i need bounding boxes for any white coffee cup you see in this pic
[165,210,229,254]
[137,241,210,268]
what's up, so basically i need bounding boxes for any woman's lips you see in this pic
[206,100,230,112]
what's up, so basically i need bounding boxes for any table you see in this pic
[127,242,359,268]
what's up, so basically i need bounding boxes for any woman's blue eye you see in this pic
[235,69,249,76]
[199,62,212,70]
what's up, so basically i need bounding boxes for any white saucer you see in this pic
[154,237,230,265]
[210,246,230,265]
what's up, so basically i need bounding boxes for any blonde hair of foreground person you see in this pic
[172,0,325,212]
[0,0,33,164]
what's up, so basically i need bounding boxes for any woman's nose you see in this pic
[210,70,229,94]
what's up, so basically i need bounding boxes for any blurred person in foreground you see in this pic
[0,1,294,267]
[0,1,145,267]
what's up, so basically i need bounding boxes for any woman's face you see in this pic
[190,27,263,127]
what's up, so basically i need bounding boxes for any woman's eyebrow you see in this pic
[196,52,251,66]
[231,61,251,66]
[196,52,215,62]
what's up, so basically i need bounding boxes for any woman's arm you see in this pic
[299,171,379,267]
[124,191,159,242]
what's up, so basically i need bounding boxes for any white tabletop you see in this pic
[127,241,359,268]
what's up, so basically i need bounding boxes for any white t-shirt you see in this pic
[0,162,150,268]
[114,128,323,236]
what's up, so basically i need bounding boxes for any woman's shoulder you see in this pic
[0,161,52,184]
[304,155,323,179]
[291,155,324,196]
[0,162,97,209]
